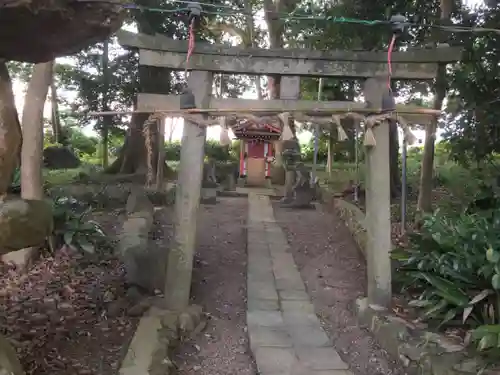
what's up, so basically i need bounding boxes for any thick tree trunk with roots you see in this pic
[0,62,22,194]
[106,111,160,175]
[106,63,170,176]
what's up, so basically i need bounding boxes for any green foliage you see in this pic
[392,211,500,351]
[301,139,328,164]
[52,196,110,255]
[67,128,99,156]
[442,5,500,165]
[205,140,233,161]
[44,166,101,187]
[165,141,181,161]
[10,167,20,192]
[165,140,237,162]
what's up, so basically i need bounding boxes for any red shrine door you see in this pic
[246,140,266,186]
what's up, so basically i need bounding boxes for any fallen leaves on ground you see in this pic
[0,246,138,375]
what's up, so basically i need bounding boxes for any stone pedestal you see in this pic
[200,187,217,204]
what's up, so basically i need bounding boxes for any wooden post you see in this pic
[280,76,300,198]
[363,77,392,307]
[164,70,213,310]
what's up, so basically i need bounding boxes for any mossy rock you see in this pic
[0,197,53,254]
[0,0,126,62]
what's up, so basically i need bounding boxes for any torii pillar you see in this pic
[363,77,392,307]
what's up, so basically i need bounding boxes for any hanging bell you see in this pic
[180,88,196,109]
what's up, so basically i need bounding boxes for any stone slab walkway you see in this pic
[246,193,353,375]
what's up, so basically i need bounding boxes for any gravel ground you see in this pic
[272,203,407,375]
[174,197,257,375]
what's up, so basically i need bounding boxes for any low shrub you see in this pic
[392,210,500,352]
[52,196,110,255]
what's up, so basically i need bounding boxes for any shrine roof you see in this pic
[231,120,281,134]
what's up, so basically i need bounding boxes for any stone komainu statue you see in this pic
[281,139,301,170]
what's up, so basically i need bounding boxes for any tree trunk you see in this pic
[107,12,171,176]
[417,0,452,214]
[107,69,168,175]
[50,72,62,144]
[21,61,52,200]
[242,0,263,101]
[5,61,52,270]
[263,0,294,99]
[327,133,334,176]
[0,62,22,194]
[101,38,110,168]
[106,110,157,174]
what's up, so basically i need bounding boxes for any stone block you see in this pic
[247,270,275,284]
[279,289,310,301]
[117,191,165,293]
[249,326,293,349]
[266,233,288,246]
[271,252,296,267]
[282,311,321,327]
[200,187,217,204]
[281,300,315,314]
[287,324,331,347]
[248,250,272,267]
[247,242,269,254]
[247,298,280,311]
[254,347,296,375]
[273,261,300,280]
[296,347,348,370]
[237,177,246,187]
[247,310,284,328]
[248,282,279,301]
[275,276,306,291]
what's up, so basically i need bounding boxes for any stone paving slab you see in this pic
[296,347,349,370]
[278,289,310,301]
[249,325,293,349]
[254,347,296,375]
[247,310,284,327]
[246,193,353,375]
[248,298,280,311]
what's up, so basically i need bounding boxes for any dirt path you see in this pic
[272,203,407,375]
[174,197,257,375]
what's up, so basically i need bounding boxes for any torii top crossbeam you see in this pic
[116,30,462,80]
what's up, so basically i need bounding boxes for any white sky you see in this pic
[13,0,483,147]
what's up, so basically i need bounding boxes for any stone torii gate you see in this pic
[116,30,461,310]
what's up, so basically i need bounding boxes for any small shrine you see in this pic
[232,119,281,187]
